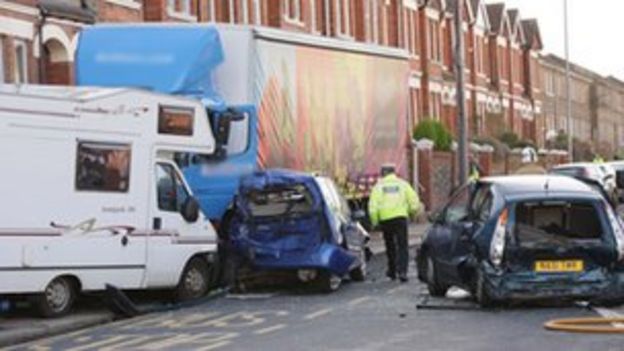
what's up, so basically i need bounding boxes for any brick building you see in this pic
[0,0,547,147]
[540,54,624,158]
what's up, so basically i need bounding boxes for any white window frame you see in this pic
[181,0,191,14]
[242,0,249,24]
[228,0,236,23]
[335,0,352,38]
[0,41,4,83]
[14,40,27,84]
[310,0,318,33]
[365,0,379,44]
[167,0,175,11]
[253,0,261,25]
[284,0,303,24]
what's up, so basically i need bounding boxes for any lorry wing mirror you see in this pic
[181,197,200,223]
[212,109,246,160]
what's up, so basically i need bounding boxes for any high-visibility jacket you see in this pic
[593,156,604,164]
[368,174,421,227]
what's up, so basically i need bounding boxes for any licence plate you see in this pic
[534,260,584,273]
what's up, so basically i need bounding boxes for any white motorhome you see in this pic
[0,84,220,317]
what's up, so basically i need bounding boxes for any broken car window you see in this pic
[513,201,603,248]
[246,185,315,218]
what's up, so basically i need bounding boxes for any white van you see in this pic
[0,84,220,317]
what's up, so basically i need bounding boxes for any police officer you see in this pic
[369,164,421,282]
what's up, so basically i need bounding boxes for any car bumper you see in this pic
[233,242,358,276]
[481,264,624,302]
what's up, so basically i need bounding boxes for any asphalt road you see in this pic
[9,254,624,351]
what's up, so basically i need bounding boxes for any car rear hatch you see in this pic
[503,199,617,286]
[234,183,327,254]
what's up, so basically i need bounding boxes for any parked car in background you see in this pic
[417,175,624,307]
[608,161,624,202]
[224,170,369,292]
[550,163,617,205]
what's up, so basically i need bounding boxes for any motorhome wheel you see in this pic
[35,277,77,318]
[176,257,210,301]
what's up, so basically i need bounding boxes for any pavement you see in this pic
[0,223,430,348]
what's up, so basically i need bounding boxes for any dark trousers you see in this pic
[380,217,409,277]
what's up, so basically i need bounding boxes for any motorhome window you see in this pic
[246,185,314,218]
[159,106,194,136]
[513,201,603,248]
[156,163,190,212]
[75,142,131,193]
[226,112,250,155]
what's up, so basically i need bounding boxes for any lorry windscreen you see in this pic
[245,185,314,218]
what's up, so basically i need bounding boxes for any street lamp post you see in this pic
[564,0,573,160]
[455,0,468,184]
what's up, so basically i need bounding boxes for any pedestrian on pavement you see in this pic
[368,164,421,283]
[469,154,483,182]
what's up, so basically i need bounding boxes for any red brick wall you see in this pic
[97,0,142,22]
[144,0,166,21]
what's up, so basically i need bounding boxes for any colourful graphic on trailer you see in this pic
[255,40,409,192]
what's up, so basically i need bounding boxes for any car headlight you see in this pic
[489,208,508,268]
[604,201,624,261]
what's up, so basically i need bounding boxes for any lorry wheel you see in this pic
[314,271,342,293]
[176,257,210,301]
[35,277,77,318]
[425,256,448,297]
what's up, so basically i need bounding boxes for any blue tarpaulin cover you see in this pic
[75,25,226,109]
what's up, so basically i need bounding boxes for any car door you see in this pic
[431,185,472,281]
[151,161,203,238]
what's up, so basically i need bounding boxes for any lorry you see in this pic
[0,84,221,317]
[75,24,411,225]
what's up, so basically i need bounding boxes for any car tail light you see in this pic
[489,208,508,267]
[604,201,624,260]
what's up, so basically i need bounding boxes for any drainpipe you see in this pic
[37,6,48,84]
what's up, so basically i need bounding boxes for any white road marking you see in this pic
[195,340,232,351]
[386,286,405,295]
[303,308,333,320]
[253,324,287,335]
[64,335,127,351]
[592,307,624,328]
[348,296,372,307]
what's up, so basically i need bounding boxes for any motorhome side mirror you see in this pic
[181,197,200,223]
[616,170,624,189]
[351,209,366,222]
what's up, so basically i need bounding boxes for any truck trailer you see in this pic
[75,24,411,223]
[0,85,220,316]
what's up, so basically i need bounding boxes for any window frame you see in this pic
[156,162,191,213]
[75,141,132,193]
[13,40,28,84]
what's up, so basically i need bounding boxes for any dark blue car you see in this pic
[417,175,624,306]
[225,170,369,292]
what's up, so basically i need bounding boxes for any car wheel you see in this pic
[176,257,210,301]
[474,269,495,308]
[35,276,77,318]
[349,249,367,282]
[315,270,342,293]
[425,256,448,297]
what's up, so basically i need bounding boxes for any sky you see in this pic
[490,0,623,79]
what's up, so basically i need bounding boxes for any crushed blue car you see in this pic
[224,170,369,292]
